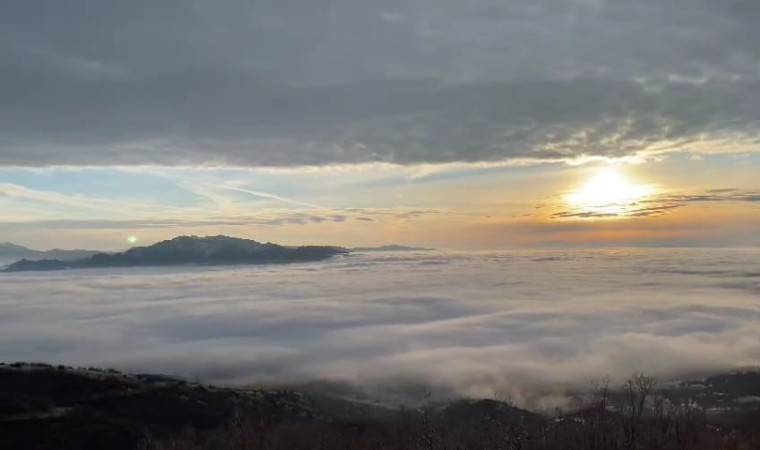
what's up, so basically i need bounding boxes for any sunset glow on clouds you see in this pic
[1,0,759,249]
[4,2,760,417]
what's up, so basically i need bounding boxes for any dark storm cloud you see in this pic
[2,0,760,167]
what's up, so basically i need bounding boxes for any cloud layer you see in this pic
[1,250,759,408]
[2,0,760,167]
[551,188,760,219]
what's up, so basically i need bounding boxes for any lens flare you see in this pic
[565,168,654,217]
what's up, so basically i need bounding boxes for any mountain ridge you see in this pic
[0,242,98,262]
[3,235,347,272]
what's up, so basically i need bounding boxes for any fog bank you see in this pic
[1,249,758,408]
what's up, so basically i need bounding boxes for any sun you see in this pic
[565,168,653,216]
[127,236,138,245]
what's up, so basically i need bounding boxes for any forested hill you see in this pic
[4,235,347,272]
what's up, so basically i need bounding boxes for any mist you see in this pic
[2,249,759,409]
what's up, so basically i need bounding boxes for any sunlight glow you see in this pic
[565,168,654,216]
[127,236,138,245]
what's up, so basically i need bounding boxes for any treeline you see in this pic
[140,373,760,450]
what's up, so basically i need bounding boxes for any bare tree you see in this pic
[622,372,657,450]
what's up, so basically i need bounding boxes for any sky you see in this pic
[2,0,759,250]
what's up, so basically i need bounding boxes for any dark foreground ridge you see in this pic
[3,235,347,272]
[1,363,759,449]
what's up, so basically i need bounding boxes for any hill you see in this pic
[4,235,347,272]
[1,363,759,449]
[0,362,392,450]
[0,242,97,263]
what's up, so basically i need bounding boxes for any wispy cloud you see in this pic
[551,188,760,220]
[658,190,760,204]
[206,184,328,210]
[551,204,683,219]
[0,209,444,230]
[0,182,157,215]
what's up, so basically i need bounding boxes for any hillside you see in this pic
[1,363,759,449]
[0,243,97,263]
[4,236,347,272]
[0,362,393,450]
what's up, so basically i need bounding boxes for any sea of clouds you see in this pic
[1,249,759,409]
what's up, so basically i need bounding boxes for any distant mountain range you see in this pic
[350,245,433,252]
[3,235,347,272]
[0,242,98,262]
